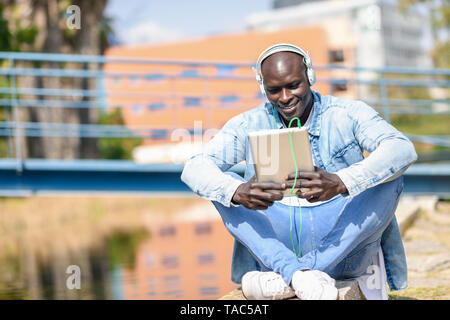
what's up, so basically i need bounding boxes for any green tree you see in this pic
[0,4,12,51]
[400,0,449,68]
[98,109,142,160]
[2,0,111,160]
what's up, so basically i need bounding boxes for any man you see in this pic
[181,44,417,300]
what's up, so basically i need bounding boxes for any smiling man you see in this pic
[181,44,417,300]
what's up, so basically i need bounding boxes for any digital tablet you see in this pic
[248,127,314,196]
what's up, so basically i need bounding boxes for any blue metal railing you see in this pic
[0,159,448,197]
[0,51,449,166]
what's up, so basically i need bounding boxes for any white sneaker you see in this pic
[291,270,338,300]
[242,271,296,300]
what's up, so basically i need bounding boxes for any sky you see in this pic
[105,0,273,46]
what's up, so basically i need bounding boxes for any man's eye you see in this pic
[266,88,280,94]
[288,82,301,89]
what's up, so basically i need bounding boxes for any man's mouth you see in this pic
[279,102,298,115]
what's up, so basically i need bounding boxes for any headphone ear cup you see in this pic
[259,83,266,97]
[307,68,316,86]
[302,55,316,86]
[255,72,267,97]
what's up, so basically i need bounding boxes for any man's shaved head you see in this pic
[261,51,306,82]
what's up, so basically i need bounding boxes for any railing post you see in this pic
[97,62,107,113]
[204,67,212,131]
[1,75,13,158]
[9,58,23,173]
[379,71,390,123]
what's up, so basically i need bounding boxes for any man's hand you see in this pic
[283,167,348,203]
[232,175,285,210]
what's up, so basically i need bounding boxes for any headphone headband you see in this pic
[253,43,316,97]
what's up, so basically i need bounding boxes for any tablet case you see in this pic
[248,127,314,196]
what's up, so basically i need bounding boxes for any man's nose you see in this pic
[279,88,292,105]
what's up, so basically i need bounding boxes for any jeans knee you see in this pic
[378,176,404,197]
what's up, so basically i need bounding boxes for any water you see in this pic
[0,197,238,300]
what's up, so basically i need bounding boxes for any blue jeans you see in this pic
[212,172,404,285]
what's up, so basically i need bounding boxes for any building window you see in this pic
[132,104,141,115]
[197,253,215,265]
[183,97,202,107]
[159,225,176,237]
[328,49,345,63]
[195,222,212,235]
[331,83,347,92]
[151,129,168,139]
[162,255,179,268]
[199,286,219,296]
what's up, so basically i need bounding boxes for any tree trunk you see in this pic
[73,0,107,159]
[5,0,108,159]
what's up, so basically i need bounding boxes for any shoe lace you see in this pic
[261,275,291,300]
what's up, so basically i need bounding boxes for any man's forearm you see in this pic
[336,137,417,197]
[181,154,245,207]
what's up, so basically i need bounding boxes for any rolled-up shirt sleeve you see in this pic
[181,115,247,207]
[335,102,418,197]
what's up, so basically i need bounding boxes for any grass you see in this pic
[389,114,450,154]
[389,286,450,300]
[390,114,450,136]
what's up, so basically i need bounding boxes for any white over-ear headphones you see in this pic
[253,43,316,97]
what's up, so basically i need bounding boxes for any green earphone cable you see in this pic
[271,104,303,258]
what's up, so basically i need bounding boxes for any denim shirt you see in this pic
[181,91,417,291]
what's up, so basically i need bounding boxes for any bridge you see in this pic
[0,159,449,198]
[0,52,448,198]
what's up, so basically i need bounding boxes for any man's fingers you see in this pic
[283,179,317,189]
[249,188,283,202]
[299,189,323,202]
[249,197,273,210]
[285,171,319,181]
[251,181,285,191]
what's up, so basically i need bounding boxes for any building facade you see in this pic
[247,0,433,68]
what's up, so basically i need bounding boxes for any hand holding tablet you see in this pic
[248,127,315,196]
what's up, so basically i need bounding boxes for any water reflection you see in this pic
[0,198,237,300]
[0,228,148,300]
[121,220,237,300]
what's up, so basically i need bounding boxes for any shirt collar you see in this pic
[264,90,322,136]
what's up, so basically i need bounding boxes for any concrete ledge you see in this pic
[396,196,438,236]
[220,280,366,300]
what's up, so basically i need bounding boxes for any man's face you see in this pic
[261,51,313,125]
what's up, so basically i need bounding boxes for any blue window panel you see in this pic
[187,128,204,135]
[145,74,165,81]
[219,95,238,103]
[180,69,199,78]
[151,129,168,139]
[216,65,235,77]
[199,287,219,296]
[129,75,139,83]
[256,91,265,99]
[197,253,215,264]
[159,224,176,236]
[183,97,201,107]
[163,289,183,297]
[161,255,179,268]
[147,103,166,111]
[194,222,211,234]
[132,105,141,115]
